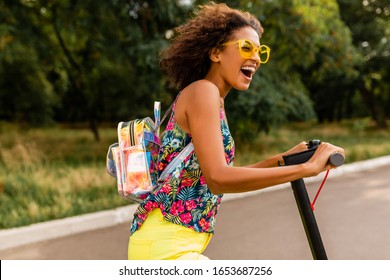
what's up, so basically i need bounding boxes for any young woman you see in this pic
[128,2,344,260]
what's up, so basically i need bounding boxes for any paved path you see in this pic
[1,163,389,260]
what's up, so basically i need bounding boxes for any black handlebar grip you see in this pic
[328,152,344,167]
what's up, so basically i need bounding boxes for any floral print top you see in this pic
[130,96,235,235]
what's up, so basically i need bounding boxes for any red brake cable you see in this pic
[310,170,330,211]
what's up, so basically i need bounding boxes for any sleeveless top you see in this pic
[130,96,235,235]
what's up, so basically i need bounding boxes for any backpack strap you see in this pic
[161,102,174,125]
[153,101,174,134]
[154,98,191,182]
[159,142,194,182]
[154,101,161,135]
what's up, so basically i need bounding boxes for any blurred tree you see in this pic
[217,0,358,140]
[0,1,58,125]
[0,0,190,140]
[337,0,389,128]
[1,0,387,143]
[287,0,360,123]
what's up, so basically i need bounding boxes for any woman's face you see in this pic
[210,26,261,93]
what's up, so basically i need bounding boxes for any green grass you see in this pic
[234,119,390,166]
[0,119,389,229]
[0,123,128,229]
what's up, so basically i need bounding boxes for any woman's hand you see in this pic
[274,141,308,166]
[282,141,308,156]
[305,142,345,176]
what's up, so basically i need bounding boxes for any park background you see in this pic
[0,0,389,231]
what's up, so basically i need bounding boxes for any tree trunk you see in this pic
[52,10,101,141]
[359,82,387,128]
[89,117,100,142]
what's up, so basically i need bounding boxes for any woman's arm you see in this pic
[176,81,344,195]
[244,142,309,168]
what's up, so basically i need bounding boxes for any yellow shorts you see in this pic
[128,208,212,260]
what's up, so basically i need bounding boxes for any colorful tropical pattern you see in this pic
[130,98,235,235]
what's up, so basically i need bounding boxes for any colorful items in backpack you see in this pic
[106,101,194,203]
[106,102,162,202]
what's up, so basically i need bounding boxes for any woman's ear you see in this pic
[209,47,221,63]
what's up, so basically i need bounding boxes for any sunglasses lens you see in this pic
[234,40,270,63]
[239,40,254,59]
[258,45,270,63]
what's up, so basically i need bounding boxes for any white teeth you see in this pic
[240,66,255,73]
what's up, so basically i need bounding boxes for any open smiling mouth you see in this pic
[240,66,255,79]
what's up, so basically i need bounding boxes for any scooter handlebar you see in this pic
[282,139,344,167]
[328,152,344,167]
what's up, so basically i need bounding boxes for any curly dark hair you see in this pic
[160,2,263,90]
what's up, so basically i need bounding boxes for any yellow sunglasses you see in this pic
[221,39,271,64]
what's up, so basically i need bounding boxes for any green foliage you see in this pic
[0,0,190,134]
[0,2,57,125]
[0,0,388,142]
[0,56,57,125]
[337,0,390,127]
[261,0,359,123]
[225,0,357,140]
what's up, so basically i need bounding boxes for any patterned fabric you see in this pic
[130,97,235,235]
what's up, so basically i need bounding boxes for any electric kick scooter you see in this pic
[281,140,345,260]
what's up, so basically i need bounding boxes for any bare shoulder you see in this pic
[179,80,220,111]
[175,80,221,133]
